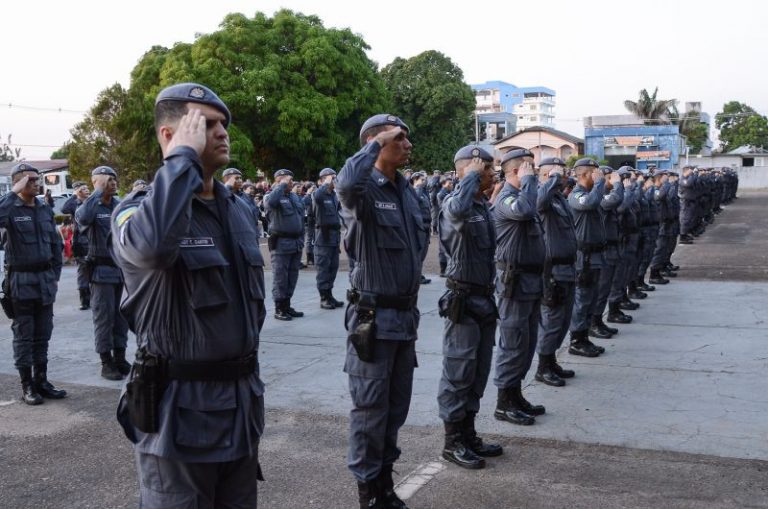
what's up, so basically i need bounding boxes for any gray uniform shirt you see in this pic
[313,183,341,247]
[75,190,122,284]
[537,175,577,282]
[568,180,607,270]
[264,183,304,254]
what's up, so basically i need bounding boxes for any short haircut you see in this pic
[360,125,390,147]
[154,101,188,132]
[574,166,592,176]
[501,158,523,173]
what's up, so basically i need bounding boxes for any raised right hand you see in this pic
[167,108,207,156]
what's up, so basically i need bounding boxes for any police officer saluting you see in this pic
[0,163,65,404]
[76,165,130,380]
[337,113,426,509]
[313,167,344,309]
[493,149,546,426]
[264,169,305,321]
[61,181,92,310]
[112,83,266,507]
[437,145,502,470]
[223,167,261,231]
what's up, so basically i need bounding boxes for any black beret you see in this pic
[274,169,294,178]
[72,181,87,189]
[599,165,614,174]
[539,157,566,167]
[359,114,409,137]
[132,179,147,187]
[500,148,534,166]
[574,158,600,168]
[453,145,493,163]
[11,163,40,177]
[319,168,337,178]
[155,82,231,128]
[222,168,242,178]
[91,166,117,177]
[617,165,634,173]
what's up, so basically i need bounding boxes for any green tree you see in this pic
[50,143,71,160]
[565,154,608,168]
[667,105,709,154]
[0,133,21,162]
[380,50,475,171]
[623,87,677,125]
[66,10,389,185]
[715,101,768,152]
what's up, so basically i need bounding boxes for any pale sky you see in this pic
[3,0,767,159]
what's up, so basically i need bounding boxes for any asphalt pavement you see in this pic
[1,191,767,508]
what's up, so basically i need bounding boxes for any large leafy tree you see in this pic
[67,10,390,188]
[667,105,709,154]
[624,87,677,125]
[381,50,475,171]
[715,101,768,152]
[0,133,21,162]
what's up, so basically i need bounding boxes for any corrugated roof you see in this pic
[492,126,583,146]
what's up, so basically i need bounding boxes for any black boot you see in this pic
[377,464,410,508]
[594,315,618,335]
[33,364,67,399]
[627,281,647,300]
[307,252,314,266]
[113,348,131,376]
[329,291,345,308]
[19,367,43,405]
[320,290,336,310]
[100,352,124,381]
[679,234,693,245]
[442,421,485,469]
[637,278,656,292]
[420,274,431,285]
[515,385,545,416]
[660,268,677,278]
[439,263,447,278]
[274,300,292,321]
[78,288,90,310]
[286,299,304,318]
[551,354,575,378]
[667,262,680,271]
[463,412,503,457]
[535,353,565,387]
[649,269,669,285]
[357,480,383,509]
[494,387,535,425]
[589,315,613,339]
[569,330,601,357]
[619,294,640,310]
[607,301,632,324]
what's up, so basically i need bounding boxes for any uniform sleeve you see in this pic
[110,146,203,270]
[74,190,103,232]
[616,182,633,213]
[537,175,560,212]
[569,179,605,211]
[48,210,63,279]
[443,172,479,223]
[60,196,79,216]
[494,176,538,220]
[0,192,17,228]
[600,181,624,211]
[336,141,382,216]
[264,183,288,210]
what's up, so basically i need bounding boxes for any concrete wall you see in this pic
[736,166,768,189]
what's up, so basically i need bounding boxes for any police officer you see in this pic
[609,167,642,324]
[437,145,502,470]
[649,169,674,284]
[493,148,546,426]
[303,183,316,267]
[535,157,578,387]
[0,163,65,404]
[61,181,91,310]
[313,168,344,309]
[568,158,608,358]
[264,169,305,321]
[679,166,697,244]
[338,113,425,509]
[428,170,442,234]
[76,165,130,380]
[112,83,265,508]
[411,171,432,284]
[436,177,454,277]
[132,179,148,192]
[223,167,261,232]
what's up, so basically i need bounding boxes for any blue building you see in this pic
[583,117,687,170]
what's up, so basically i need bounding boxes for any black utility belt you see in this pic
[446,278,495,297]
[347,289,417,311]
[605,240,619,247]
[167,353,257,382]
[7,261,52,273]
[549,256,575,266]
[89,256,117,267]
[495,262,543,274]
[269,232,302,239]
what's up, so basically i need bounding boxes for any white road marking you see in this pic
[0,399,17,407]
[394,459,447,500]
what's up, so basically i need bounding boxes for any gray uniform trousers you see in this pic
[437,296,496,422]
[595,260,617,315]
[270,251,301,301]
[136,448,260,509]
[76,259,89,289]
[637,226,657,279]
[570,268,601,332]
[315,244,340,291]
[305,224,315,258]
[621,234,640,287]
[91,282,128,354]
[11,299,54,369]
[650,228,669,269]
[345,338,416,482]
[537,281,576,355]
[494,297,540,389]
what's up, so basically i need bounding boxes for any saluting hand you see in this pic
[167,108,207,157]
[518,161,535,177]
[12,176,30,194]
[464,157,485,176]
[610,172,621,185]
[373,127,404,147]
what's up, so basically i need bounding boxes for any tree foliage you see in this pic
[0,133,21,162]
[565,154,608,168]
[67,10,390,188]
[714,101,768,152]
[623,87,677,124]
[381,50,475,171]
[667,105,709,154]
[50,142,71,160]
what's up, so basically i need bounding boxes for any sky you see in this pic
[3,0,767,160]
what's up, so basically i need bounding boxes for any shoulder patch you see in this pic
[579,195,588,204]
[115,206,138,227]
[503,196,516,206]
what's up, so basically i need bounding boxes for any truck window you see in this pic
[45,175,60,186]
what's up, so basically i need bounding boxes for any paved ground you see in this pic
[1,191,767,508]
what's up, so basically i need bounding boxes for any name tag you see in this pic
[375,201,397,211]
[97,213,112,219]
[467,215,485,223]
[324,200,333,205]
[280,199,291,205]
[179,237,215,248]
[14,216,32,222]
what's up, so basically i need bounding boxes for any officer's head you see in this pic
[318,168,336,186]
[274,169,294,188]
[442,177,454,191]
[573,158,601,190]
[242,183,256,197]
[91,166,118,198]
[411,171,427,188]
[360,114,412,171]
[73,181,90,200]
[222,168,243,191]
[132,179,148,192]
[454,145,494,194]
[499,149,535,184]
[10,163,41,198]
[539,157,567,185]
[154,83,231,173]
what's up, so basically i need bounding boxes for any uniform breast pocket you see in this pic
[239,241,265,300]
[374,209,406,250]
[12,218,37,243]
[179,248,231,310]
[175,385,237,449]
[469,221,492,249]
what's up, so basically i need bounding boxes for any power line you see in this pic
[1,101,86,114]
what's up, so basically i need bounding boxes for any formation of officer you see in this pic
[61,181,91,310]
[0,163,66,405]
[75,165,130,380]
[111,83,266,507]
[337,113,425,509]
[264,168,306,321]
[312,167,344,309]
[678,166,738,244]
[436,176,454,277]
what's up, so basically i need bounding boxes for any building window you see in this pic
[529,105,536,111]
[743,157,754,167]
